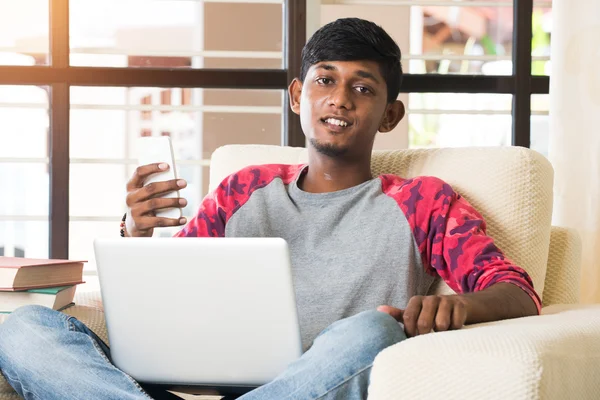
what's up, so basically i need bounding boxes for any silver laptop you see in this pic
[93,237,302,393]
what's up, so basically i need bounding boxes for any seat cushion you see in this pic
[209,145,554,300]
[369,305,600,400]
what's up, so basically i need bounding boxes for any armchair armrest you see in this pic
[368,305,600,400]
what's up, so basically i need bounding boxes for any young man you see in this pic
[0,18,540,400]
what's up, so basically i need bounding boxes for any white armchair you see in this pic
[208,145,600,400]
[1,144,598,400]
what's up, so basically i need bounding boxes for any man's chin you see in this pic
[309,138,349,158]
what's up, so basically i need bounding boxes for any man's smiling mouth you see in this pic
[323,117,349,127]
[320,116,353,130]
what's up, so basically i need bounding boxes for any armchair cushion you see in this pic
[368,304,600,400]
[543,227,582,305]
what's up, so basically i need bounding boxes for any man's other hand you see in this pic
[377,295,468,337]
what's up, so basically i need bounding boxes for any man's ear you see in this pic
[378,100,405,133]
[288,78,302,116]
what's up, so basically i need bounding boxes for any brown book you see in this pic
[0,257,85,291]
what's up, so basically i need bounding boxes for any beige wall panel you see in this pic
[202,113,281,159]
[203,89,282,107]
[203,57,282,69]
[204,3,282,51]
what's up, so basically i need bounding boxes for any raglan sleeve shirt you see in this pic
[172,170,244,238]
[380,174,542,314]
[175,166,542,315]
[173,164,300,238]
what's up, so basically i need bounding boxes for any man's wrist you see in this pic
[120,213,128,237]
[457,282,537,325]
[455,294,479,325]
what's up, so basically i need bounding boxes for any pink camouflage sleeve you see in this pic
[380,175,542,314]
[173,164,302,238]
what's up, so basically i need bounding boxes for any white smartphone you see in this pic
[136,136,183,220]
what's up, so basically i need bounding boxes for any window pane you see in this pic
[69,221,118,272]
[69,87,283,261]
[0,85,49,158]
[69,0,283,69]
[0,222,48,258]
[321,1,514,75]
[0,0,49,65]
[0,85,49,257]
[531,94,549,157]
[532,5,552,76]
[407,93,513,148]
[0,163,49,217]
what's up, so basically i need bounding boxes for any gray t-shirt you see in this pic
[175,164,540,349]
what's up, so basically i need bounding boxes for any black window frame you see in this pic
[0,0,548,259]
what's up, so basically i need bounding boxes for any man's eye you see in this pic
[355,86,371,94]
[316,78,332,85]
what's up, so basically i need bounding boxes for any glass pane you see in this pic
[69,86,283,219]
[531,94,549,157]
[69,0,283,69]
[531,94,550,113]
[0,85,49,158]
[0,163,49,216]
[321,1,514,75]
[69,221,118,272]
[532,5,552,76]
[0,222,49,258]
[407,93,513,148]
[0,0,49,65]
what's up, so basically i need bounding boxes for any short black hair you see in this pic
[300,18,403,103]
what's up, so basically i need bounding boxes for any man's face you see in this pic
[289,60,404,159]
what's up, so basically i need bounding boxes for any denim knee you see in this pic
[349,310,406,348]
[4,305,67,331]
[0,305,68,359]
[9,304,59,321]
[312,310,406,361]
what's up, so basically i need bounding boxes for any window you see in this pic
[0,0,49,66]
[531,94,550,156]
[0,0,301,262]
[0,85,50,258]
[69,0,283,69]
[322,1,519,76]
[532,3,552,76]
[69,86,283,270]
[0,0,550,264]
[319,0,551,149]
[407,93,513,148]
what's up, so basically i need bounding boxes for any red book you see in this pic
[0,257,85,291]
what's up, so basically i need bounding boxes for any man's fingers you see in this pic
[126,163,169,191]
[138,197,187,215]
[416,296,440,335]
[434,297,453,332]
[451,301,467,330]
[127,179,187,207]
[396,296,467,338]
[402,296,423,337]
[377,305,404,322]
[143,179,187,201]
[134,216,187,231]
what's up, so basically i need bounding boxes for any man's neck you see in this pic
[300,152,373,193]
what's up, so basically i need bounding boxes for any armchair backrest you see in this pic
[209,145,560,304]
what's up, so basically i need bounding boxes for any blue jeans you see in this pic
[0,305,405,400]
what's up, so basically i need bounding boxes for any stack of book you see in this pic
[0,257,85,314]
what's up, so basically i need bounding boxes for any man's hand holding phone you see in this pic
[124,163,188,237]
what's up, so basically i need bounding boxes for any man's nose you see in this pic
[328,86,353,110]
